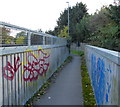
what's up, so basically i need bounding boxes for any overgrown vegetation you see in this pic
[46,0,120,52]
[24,56,72,106]
[83,3,120,52]
[81,55,96,106]
[77,2,120,52]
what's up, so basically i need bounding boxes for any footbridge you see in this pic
[0,22,120,106]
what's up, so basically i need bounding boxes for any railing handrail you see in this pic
[86,45,120,65]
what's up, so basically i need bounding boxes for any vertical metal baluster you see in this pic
[2,56,4,106]
[25,51,27,101]
[10,54,13,106]
[14,54,17,105]
[6,55,9,105]
[25,51,28,99]
[8,55,11,105]
[23,52,25,103]
[17,54,20,105]
[32,50,34,94]
[25,51,27,102]
[20,53,23,104]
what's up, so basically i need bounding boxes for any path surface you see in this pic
[33,55,83,105]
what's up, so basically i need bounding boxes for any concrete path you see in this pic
[33,55,83,105]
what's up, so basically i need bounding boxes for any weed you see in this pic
[81,56,96,106]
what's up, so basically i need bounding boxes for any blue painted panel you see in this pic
[91,54,112,105]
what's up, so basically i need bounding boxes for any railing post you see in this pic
[0,25,2,45]
[28,31,31,46]
[51,38,53,45]
[43,36,45,45]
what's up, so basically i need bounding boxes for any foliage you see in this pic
[90,4,120,51]
[70,2,88,42]
[107,4,120,24]
[76,15,90,42]
[5,36,15,44]
[16,36,25,44]
[45,30,55,36]
[1,27,15,44]
[99,23,119,49]
[46,2,120,52]
[51,2,88,42]
[75,4,120,52]
[58,26,68,38]
[16,31,27,38]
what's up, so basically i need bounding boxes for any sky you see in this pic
[0,0,114,32]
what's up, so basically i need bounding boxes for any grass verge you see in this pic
[81,55,96,106]
[71,50,84,56]
[24,56,73,107]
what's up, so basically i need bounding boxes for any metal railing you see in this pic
[0,21,66,47]
[0,22,69,106]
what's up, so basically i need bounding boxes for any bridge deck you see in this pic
[33,55,83,105]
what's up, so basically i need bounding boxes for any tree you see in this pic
[69,2,88,41]
[16,36,25,44]
[37,29,43,32]
[58,26,68,38]
[16,31,28,45]
[45,30,55,35]
[107,4,120,24]
[1,27,15,44]
[52,2,88,42]
[76,15,90,42]
[107,3,120,39]
[16,31,27,38]
[82,5,120,51]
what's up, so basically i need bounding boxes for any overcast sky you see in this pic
[0,0,114,32]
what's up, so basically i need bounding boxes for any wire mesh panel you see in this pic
[45,37,51,45]
[31,33,43,45]
[0,25,3,46]
[0,26,28,47]
[0,22,67,47]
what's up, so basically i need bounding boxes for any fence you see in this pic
[0,22,67,47]
[85,45,120,106]
[0,22,69,106]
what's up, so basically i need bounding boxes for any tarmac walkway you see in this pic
[33,55,83,105]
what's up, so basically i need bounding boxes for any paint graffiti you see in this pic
[3,56,22,80]
[105,65,112,103]
[3,48,50,82]
[23,49,50,81]
[91,54,112,105]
